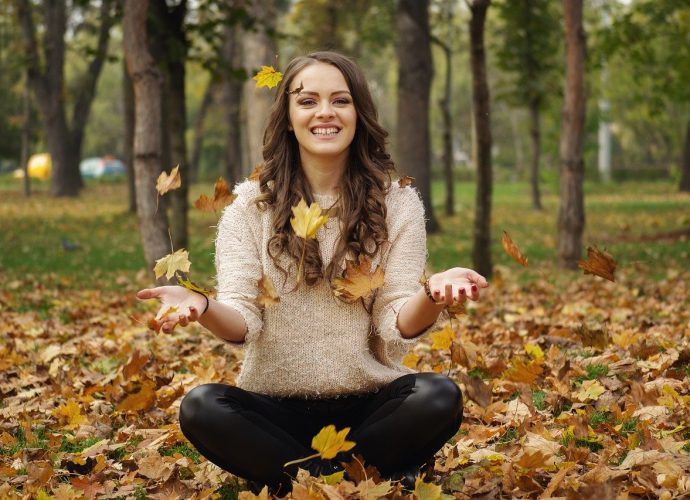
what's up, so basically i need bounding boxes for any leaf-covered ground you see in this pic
[1,179,690,498]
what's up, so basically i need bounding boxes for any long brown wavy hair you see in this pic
[254,51,395,286]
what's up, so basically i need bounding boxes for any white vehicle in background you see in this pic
[79,156,126,178]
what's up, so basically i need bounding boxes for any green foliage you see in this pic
[467,367,490,380]
[575,364,609,384]
[532,390,547,411]
[589,411,610,428]
[619,418,639,436]
[59,436,101,453]
[159,443,201,464]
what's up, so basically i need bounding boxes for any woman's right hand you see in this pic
[136,286,207,334]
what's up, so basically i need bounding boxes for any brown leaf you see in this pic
[71,474,105,500]
[27,460,53,488]
[117,380,157,412]
[248,163,264,181]
[459,372,492,408]
[332,255,384,303]
[501,230,528,267]
[156,165,181,195]
[578,245,616,281]
[256,274,280,308]
[397,175,415,188]
[123,350,150,380]
[194,177,236,212]
[342,454,382,484]
[503,357,543,384]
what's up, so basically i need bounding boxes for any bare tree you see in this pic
[221,19,244,186]
[123,0,171,277]
[396,0,439,233]
[15,0,115,197]
[468,0,493,278]
[557,0,586,268]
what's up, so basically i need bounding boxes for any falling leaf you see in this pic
[311,425,356,460]
[578,246,616,282]
[290,199,329,240]
[414,475,443,500]
[248,163,264,181]
[176,272,213,295]
[501,230,528,267]
[573,380,606,402]
[156,165,181,195]
[253,65,283,89]
[194,177,236,212]
[398,176,415,188]
[431,325,455,351]
[153,249,191,280]
[256,274,280,308]
[332,255,384,303]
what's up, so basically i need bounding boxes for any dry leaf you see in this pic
[176,272,213,296]
[256,274,280,308]
[414,475,443,500]
[501,230,528,267]
[431,325,455,351]
[398,176,415,188]
[290,199,329,240]
[578,245,616,282]
[503,357,543,384]
[194,177,236,212]
[248,163,264,181]
[52,400,86,429]
[122,350,150,380]
[332,255,384,303]
[156,165,181,195]
[402,352,420,369]
[117,380,157,412]
[311,425,356,460]
[153,249,191,281]
[253,66,283,89]
[573,380,606,402]
[355,478,392,500]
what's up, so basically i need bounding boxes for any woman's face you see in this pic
[287,62,357,167]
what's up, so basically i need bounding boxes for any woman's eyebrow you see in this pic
[294,89,352,97]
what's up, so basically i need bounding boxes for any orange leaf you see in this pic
[501,230,528,267]
[397,175,415,188]
[256,274,280,308]
[332,255,384,303]
[248,163,264,181]
[156,165,181,195]
[194,177,236,212]
[122,350,150,380]
[71,474,105,500]
[503,357,543,384]
[578,245,616,282]
[117,380,157,412]
[52,400,86,429]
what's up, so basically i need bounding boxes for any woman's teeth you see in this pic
[312,128,339,135]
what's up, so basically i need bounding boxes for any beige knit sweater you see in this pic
[215,180,438,398]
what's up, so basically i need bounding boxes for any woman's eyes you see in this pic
[297,98,352,106]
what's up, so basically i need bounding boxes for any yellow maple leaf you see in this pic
[402,352,420,369]
[355,478,393,500]
[156,165,181,195]
[501,230,528,267]
[256,274,280,308]
[577,245,616,282]
[153,249,191,280]
[332,255,384,303]
[311,425,356,459]
[176,272,213,296]
[194,177,237,212]
[431,325,454,351]
[117,380,157,412]
[525,343,544,362]
[290,199,329,240]
[253,65,283,89]
[573,379,606,402]
[52,400,86,429]
[414,475,443,500]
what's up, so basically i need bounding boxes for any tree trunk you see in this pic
[21,69,31,197]
[242,0,277,172]
[679,117,690,192]
[529,96,543,210]
[189,79,215,183]
[396,0,439,233]
[222,21,244,186]
[433,36,455,216]
[557,0,586,269]
[123,59,137,213]
[469,0,493,279]
[123,0,171,279]
[16,0,114,197]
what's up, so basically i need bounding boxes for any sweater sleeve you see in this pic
[214,192,264,344]
[371,187,445,366]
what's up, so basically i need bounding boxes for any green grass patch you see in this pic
[575,364,609,384]
[619,418,639,436]
[532,390,547,411]
[59,436,101,453]
[589,411,610,427]
[159,443,201,464]
[467,367,490,380]
[497,428,518,445]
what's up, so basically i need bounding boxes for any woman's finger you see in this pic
[465,270,489,288]
[456,287,467,302]
[137,288,161,300]
[178,314,189,327]
[188,306,199,322]
[444,283,453,306]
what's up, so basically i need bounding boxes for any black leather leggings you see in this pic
[179,373,463,492]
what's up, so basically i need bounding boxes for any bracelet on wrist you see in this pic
[423,278,444,305]
[190,290,209,315]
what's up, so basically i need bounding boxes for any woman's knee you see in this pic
[414,373,463,419]
[179,384,224,431]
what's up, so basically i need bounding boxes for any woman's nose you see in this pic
[315,102,335,118]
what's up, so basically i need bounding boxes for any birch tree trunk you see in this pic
[469,0,493,278]
[123,0,171,279]
[557,0,587,268]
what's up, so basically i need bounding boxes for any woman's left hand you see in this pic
[427,267,488,306]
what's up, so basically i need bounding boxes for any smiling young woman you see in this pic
[137,51,488,494]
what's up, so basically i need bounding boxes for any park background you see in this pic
[1,0,690,498]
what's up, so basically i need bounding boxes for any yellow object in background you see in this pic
[27,153,51,179]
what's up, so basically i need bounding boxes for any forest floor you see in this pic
[1,178,689,499]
